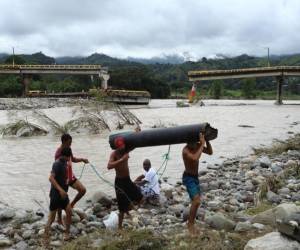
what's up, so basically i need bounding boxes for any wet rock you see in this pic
[182,207,189,222]
[287,183,300,192]
[208,181,219,190]
[278,187,291,196]
[72,212,81,223]
[90,191,112,207]
[15,240,28,250]
[207,164,221,170]
[234,221,253,232]
[0,208,16,221]
[254,156,271,169]
[292,192,300,202]
[198,170,208,176]
[251,176,265,186]
[73,208,87,221]
[207,200,222,210]
[252,223,265,230]
[245,180,255,191]
[92,239,103,248]
[22,230,33,240]
[267,191,282,204]
[271,163,283,173]
[93,204,102,214]
[200,183,209,192]
[50,240,63,247]
[70,225,80,235]
[87,221,105,229]
[0,235,12,247]
[244,232,300,250]
[169,204,185,217]
[205,213,236,231]
[161,183,174,199]
[252,203,300,226]
[285,160,297,168]
[287,150,300,158]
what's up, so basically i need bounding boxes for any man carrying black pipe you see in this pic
[107,138,144,229]
[182,132,213,235]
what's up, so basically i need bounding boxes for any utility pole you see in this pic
[12,47,15,67]
[265,47,270,67]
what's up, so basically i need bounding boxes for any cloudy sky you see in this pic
[0,0,299,59]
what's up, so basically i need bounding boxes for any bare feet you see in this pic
[63,233,71,241]
[187,222,202,236]
[42,231,50,248]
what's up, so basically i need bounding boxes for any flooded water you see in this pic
[0,99,300,209]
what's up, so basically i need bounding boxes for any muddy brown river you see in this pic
[0,99,299,209]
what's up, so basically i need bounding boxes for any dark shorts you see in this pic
[182,172,201,200]
[49,195,70,211]
[115,176,143,212]
[69,177,78,187]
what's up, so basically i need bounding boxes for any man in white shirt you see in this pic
[135,159,160,202]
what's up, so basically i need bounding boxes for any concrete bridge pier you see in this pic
[100,73,110,90]
[275,76,283,105]
[22,75,31,97]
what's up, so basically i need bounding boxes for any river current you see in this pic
[0,99,299,209]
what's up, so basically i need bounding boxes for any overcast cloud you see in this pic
[0,0,299,59]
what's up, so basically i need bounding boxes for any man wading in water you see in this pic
[107,138,144,229]
[55,134,89,225]
[182,132,213,235]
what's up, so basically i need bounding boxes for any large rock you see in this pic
[169,204,185,217]
[267,191,282,204]
[254,156,272,169]
[235,221,253,232]
[252,203,300,226]
[90,191,112,207]
[0,208,15,221]
[287,150,300,158]
[15,241,28,250]
[161,183,174,199]
[0,235,12,247]
[205,213,236,231]
[244,232,300,250]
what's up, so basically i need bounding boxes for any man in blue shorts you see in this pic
[182,132,213,235]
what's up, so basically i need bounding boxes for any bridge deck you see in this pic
[0,64,104,75]
[189,66,300,81]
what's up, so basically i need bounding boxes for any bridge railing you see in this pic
[188,66,300,76]
[0,64,102,70]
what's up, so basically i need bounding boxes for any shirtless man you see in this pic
[182,132,213,234]
[107,140,143,229]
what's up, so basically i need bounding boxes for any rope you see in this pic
[88,163,135,204]
[78,163,86,180]
[76,146,171,203]
[156,145,171,179]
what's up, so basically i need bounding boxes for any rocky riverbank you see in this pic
[0,98,89,110]
[0,134,300,249]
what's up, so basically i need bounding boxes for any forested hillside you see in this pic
[1,52,300,98]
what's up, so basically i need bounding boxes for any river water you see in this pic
[0,99,299,209]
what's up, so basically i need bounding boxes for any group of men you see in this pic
[44,130,213,242]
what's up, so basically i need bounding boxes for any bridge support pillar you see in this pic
[275,76,283,105]
[100,73,110,89]
[22,75,31,97]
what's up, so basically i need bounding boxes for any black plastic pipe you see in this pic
[109,123,218,150]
